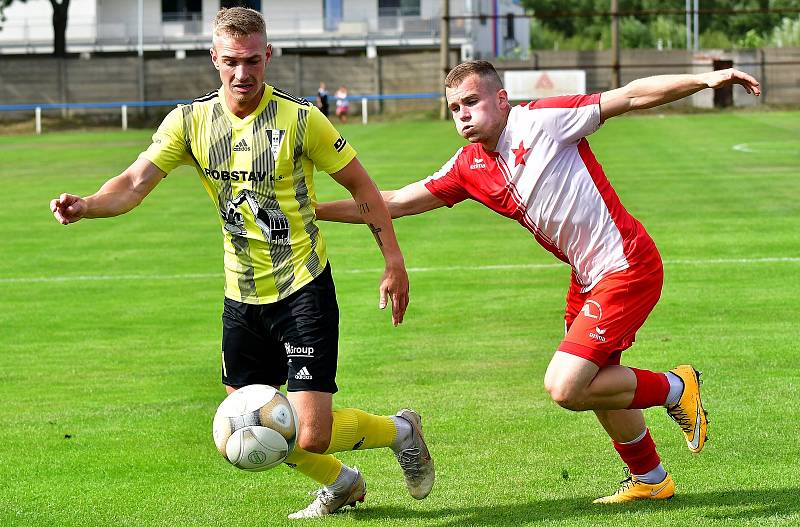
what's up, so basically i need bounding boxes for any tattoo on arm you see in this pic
[368,223,383,247]
[358,202,370,214]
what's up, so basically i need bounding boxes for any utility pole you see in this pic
[440,0,450,120]
[686,0,692,49]
[138,0,146,109]
[610,0,620,88]
[137,0,144,58]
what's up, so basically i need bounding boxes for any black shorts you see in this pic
[221,264,339,393]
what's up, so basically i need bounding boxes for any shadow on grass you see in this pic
[353,488,800,525]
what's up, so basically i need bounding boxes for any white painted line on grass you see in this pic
[732,141,797,154]
[664,257,800,266]
[0,272,219,284]
[1,257,798,284]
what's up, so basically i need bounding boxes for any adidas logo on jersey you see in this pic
[295,367,313,380]
[233,138,250,152]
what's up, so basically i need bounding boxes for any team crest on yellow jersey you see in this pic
[265,129,286,157]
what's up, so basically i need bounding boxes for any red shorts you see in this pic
[558,251,663,367]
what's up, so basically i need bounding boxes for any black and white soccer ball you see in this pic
[212,384,299,471]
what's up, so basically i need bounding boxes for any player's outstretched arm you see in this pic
[316,180,446,224]
[328,158,410,325]
[599,68,760,120]
[50,158,166,225]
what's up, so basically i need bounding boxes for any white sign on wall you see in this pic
[504,70,587,101]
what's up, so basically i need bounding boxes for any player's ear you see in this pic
[264,43,273,65]
[497,88,510,109]
[210,45,220,70]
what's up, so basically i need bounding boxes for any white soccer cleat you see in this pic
[394,409,435,500]
[288,470,366,519]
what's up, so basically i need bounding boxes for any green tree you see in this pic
[699,29,733,48]
[0,0,71,57]
[523,0,798,50]
[737,28,765,48]
[769,16,800,46]
[649,16,686,49]
[524,0,609,37]
[619,16,653,47]
[702,0,791,39]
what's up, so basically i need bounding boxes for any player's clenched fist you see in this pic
[50,193,87,225]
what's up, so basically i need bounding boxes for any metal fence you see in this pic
[2,47,798,132]
[0,93,442,134]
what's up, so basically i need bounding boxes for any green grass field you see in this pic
[1,111,799,526]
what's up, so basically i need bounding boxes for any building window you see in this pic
[506,13,514,39]
[324,0,343,31]
[162,0,202,21]
[220,0,262,10]
[378,0,421,17]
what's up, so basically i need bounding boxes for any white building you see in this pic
[0,0,528,59]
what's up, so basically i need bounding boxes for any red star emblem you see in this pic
[512,141,529,167]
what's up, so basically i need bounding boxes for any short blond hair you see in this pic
[213,7,266,39]
[445,60,502,91]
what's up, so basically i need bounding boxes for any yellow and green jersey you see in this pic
[141,84,356,304]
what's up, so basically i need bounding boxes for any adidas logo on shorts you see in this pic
[294,367,313,380]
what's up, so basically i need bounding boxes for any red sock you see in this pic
[627,368,669,409]
[613,428,661,475]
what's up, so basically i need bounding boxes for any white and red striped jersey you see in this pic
[425,93,657,292]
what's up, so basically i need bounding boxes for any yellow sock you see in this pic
[284,446,342,486]
[324,408,398,454]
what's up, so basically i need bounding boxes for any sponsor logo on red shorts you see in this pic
[581,301,608,341]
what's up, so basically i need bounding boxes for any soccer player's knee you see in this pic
[297,428,331,454]
[545,377,585,411]
[297,419,331,454]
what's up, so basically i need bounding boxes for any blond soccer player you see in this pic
[50,7,433,519]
